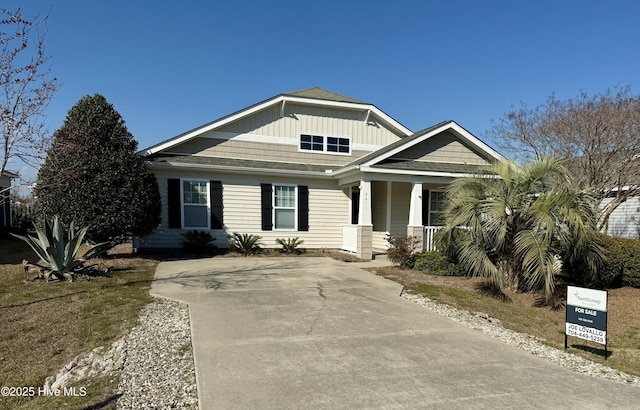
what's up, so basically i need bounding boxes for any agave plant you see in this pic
[228,232,263,256]
[276,237,305,255]
[11,215,105,281]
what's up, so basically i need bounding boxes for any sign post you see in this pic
[565,286,608,358]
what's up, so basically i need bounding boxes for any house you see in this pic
[137,87,503,259]
[601,192,640,239]
[0,170,17,231]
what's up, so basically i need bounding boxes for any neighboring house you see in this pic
[602,193,640,239]
[0,170,17,231]
[137,87,503,259]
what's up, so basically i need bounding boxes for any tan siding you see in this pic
[372,231,389,250]
[601,196,640,239]
[137,170,349,250]
[390,131,490,165]
[216,102,403,146]
[166,137,369,166]
[372,181,388,232]
[390,182,411,236]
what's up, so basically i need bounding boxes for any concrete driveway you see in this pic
[151,256,640,409]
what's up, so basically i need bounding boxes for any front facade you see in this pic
[138,87,502,259]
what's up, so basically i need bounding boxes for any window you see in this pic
[274,185,296,230]
[300,134,350,155]
[327,137,350,153]
[300,134,324,151]
[261,184,308,231]
[429,191,446,225]
[183,180,209,228]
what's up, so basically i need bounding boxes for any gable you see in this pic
[143,88,412,157]
[215,102,404,146]
[158,100,409,167]
[387,130,491,165]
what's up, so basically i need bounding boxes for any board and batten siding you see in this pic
[136,169,349,250]
[601,196,640,239]
[215,102,404,147]
[390,131,490,165]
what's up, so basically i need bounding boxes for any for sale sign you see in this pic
[565,286,608,346]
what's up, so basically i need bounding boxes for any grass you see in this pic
[377,266,640,378]
[0,236,158,410]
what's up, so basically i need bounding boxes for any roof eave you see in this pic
[359,121,504,168]
[146,160,333,178]
[141,91,412,156]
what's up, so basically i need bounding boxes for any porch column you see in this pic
[358,180,372,225]
[407,182,424,251]
[357,180,373,260]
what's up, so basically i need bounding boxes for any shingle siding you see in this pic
[390,130,490,165]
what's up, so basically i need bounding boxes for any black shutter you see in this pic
[298,185,309,231]
[261,183,272,231]
[422,189,429,226]
[210,181,223,229]
[168,179,181,229]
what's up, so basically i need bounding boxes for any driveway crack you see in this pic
[307,282,327,335]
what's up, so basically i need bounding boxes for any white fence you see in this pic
[423,226,441,251]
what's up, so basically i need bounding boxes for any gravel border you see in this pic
[117,298,198,409]
[403,291,640,386]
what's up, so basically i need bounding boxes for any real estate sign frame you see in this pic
[565,285,608,358]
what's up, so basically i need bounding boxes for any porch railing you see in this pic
[423,226,442,252]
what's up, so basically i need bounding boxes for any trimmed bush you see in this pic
[600,235,640,288]
[565,234,640,288]
[413,251,466,276]
[386,234,421,269]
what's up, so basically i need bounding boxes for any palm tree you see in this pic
[435,156,604,304]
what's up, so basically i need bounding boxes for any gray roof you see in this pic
[372,161,491,174]
[283,87,366,104]
[149,155,337,173]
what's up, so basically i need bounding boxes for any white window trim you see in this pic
[298,133,352,156]
[429,189,446,226]
[181,178,210,229]
[273,183,298,231]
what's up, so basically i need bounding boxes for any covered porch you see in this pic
[340,179,445,260]
[333,120,503,260]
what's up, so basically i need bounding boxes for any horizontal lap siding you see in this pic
[390,182,411,236]
[372,181,388,232]
[224,177,348,248]
[602,196,640,239]
[136,170,349,250]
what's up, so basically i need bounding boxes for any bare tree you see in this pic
[488,87,640,232]
[0,7,58,188]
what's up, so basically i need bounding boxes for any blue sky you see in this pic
[5,0,640,181]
